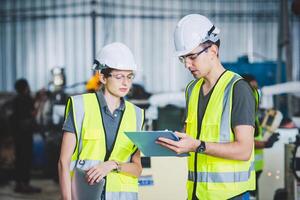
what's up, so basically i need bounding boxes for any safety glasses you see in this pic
[179,45,211,64]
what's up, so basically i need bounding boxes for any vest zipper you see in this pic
[192,88,201,200]
[103,110,124,199]
[191,71,227,200]
[95,93,125,199]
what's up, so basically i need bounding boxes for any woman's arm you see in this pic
[58,132,76,200]
[116,150,142,177]
[86,150,142,185]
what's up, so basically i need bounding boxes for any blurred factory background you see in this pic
[0,0,300,200]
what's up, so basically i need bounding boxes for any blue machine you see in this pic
[223,56,286,87]
[32,134,46,169]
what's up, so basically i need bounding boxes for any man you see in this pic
[12,79,41,193]
[242,74,279,199]
[157,14,256,200]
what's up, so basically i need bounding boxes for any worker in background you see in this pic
[157,14,256,200]
[242,74,280,199]
[58,42,144,200]
[12,79,41,193]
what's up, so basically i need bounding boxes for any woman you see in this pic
[58,43,144,200]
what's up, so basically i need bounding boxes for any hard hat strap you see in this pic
[207,25,215,36]
[203,26,219,44]
[92,59,100,70]
[92,59,109,71]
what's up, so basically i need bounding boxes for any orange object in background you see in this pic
[86,71,101,92]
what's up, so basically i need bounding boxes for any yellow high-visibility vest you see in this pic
[253,88,264,172]
[185,71,255,200]
[65,93,144,199]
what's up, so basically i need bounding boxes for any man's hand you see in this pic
[85,161,117,185]
[156,131,200,154]
[265,133,280,148]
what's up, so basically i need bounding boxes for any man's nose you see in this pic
[184,60,193,70]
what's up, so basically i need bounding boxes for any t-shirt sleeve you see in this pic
[231,80,256,128]
[62,106,76,133]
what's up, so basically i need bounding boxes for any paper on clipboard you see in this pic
[125,130,189,157]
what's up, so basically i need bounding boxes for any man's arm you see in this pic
[157,124,254,161]
[203,125,254,160]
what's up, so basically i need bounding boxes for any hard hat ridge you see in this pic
[174,14,220,57]
[92,42,137,71]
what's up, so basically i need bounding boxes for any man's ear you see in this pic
[209,44,219,56]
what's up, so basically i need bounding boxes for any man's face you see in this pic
[179,45,212,79]
[250,80,258,89]
[101,69,135,98]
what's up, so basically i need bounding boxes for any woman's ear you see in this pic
[99,73,106,84]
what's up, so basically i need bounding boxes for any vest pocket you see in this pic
[120,173,138,192]
[185,118,195,137]
[201,124,220,142]
[83,128,101,140]
[80,129,103,160]
[112,143,135,162]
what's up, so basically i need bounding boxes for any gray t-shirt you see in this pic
[62,91,125,152]
[191,79,255,134]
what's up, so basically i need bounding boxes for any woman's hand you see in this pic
[85,161,117,185]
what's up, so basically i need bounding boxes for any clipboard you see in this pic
[125,130,189,157]
[71,168,105,200]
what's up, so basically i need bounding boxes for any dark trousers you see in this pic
[14,133,33,184]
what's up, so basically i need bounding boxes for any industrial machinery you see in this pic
[137,92,187,200]
[257,81,300,200]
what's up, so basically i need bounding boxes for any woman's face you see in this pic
[101,69,135,98]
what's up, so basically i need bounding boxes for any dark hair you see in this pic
[100,68,114,78]
[14,79,29,94]
[241,74,256,83]
[201,40,220,57]
[203,39,220,49]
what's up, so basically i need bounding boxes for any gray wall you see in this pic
[0,0,299,92]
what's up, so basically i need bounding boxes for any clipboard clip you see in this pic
[78,160,85,165]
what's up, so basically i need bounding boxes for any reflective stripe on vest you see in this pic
[70,160,103,171]
[106,192,138,200]
[188,162,255,183]
[185,79,199,116]
[134,105,144,132]
[255,154,263,162]
[219,74,241,142]
[70,95,85,170]
[70,159,133,171]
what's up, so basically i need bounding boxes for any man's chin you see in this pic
[192,73,202,79]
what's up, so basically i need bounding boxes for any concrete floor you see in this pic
[0,179,60,200]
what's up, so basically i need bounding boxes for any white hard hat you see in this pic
[92,42,137,71]
[174,14,220,57]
